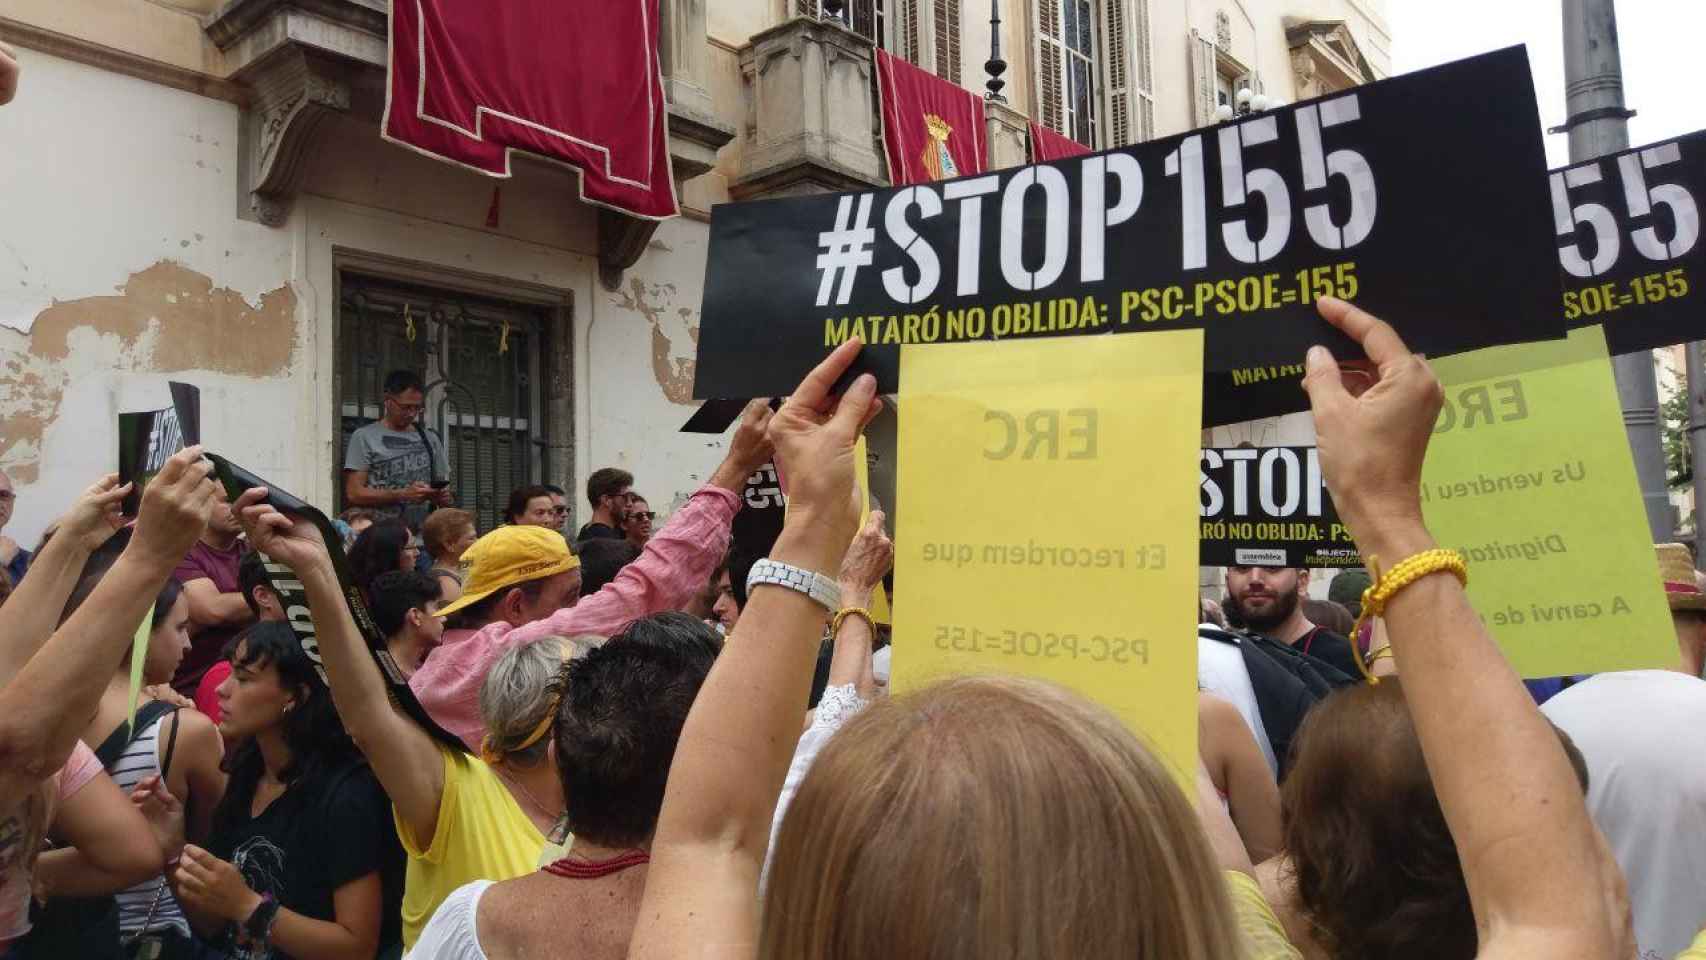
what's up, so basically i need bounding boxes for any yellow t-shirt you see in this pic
[396,746,546,950]
[1677,929,1706,960]
[1225,869,1303,960]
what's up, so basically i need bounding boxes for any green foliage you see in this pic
[1664,386,1693,488]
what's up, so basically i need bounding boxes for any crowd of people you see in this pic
[3,48,1705,960]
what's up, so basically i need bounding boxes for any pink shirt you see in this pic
[410,485,738,750]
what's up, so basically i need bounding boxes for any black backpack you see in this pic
[1200,626,1358,779]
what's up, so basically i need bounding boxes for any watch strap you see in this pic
[746,558,840,611]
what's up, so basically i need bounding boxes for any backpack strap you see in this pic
[93,699,176,769]
[158,706,183,780]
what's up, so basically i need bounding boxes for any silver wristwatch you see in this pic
[746,558,841,611]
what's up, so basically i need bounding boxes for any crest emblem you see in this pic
[920,114,959,180]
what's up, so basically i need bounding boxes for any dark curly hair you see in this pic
[1282,680,1588,960]
[550,612,722,846]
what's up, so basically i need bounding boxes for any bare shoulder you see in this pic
[1256,856,1323,960]
[163,708,225,764]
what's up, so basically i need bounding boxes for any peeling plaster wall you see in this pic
[590,217,725,515]
[1,47,744,546]
[0,49,295,546]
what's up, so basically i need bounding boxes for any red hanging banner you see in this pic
[876,50,987,185]
[1028,120,1091,163]
[384,0,679,220]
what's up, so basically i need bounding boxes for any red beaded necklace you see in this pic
[541,849,650,879]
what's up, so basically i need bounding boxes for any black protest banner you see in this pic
[730,461,788,564]
[118,382,201,517]
[1198,446,1359,568]
[695,46,1562,400]
[1555,128,1706,353]
[208,455,467,754]
[1204,126,1706,427]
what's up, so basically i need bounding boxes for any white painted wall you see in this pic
[0,47,743,548]
[0,49,288,332]
[0,49,294,547]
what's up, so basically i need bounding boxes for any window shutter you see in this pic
[1132,0,1155,140]
[898,0,923,63]
[933,0,963,84]
[1101,0,1131,147]
[1189,27,1217,127]
[1034,0,1066,133]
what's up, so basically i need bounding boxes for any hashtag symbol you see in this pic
[815,193,876,307]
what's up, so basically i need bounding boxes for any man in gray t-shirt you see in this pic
[343,370,451,531]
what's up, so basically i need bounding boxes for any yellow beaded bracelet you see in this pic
[830,607,876,640]
[1349,548,1469,685]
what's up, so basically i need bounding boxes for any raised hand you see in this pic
[838,509,893,605]
[710,398,778,494]
[56,474,131,552]
[768,340,880,559]
[233,488,332,575]
[1300,297,1444,559]
[129,447,217,568]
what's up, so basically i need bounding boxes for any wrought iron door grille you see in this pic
[336,272,555,534]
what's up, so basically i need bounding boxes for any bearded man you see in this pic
[1223,565,1362,680]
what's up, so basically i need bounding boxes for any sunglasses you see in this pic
[629,511,656,522]
[0,491,13,502]
[551,506,570,516]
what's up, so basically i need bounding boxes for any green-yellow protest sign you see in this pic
[891,331,1204,780]
[1422,325,1674,677]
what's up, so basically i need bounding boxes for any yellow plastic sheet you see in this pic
[892,331,1205,779]
[1422,325,1674,677]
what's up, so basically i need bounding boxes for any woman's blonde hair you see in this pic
[761,674,1243,960]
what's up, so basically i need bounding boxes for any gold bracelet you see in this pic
[830,606,876,639]
[1349,548,1468,686]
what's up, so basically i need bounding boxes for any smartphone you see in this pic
[431,480,451,490]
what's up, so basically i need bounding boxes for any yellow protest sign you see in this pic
[1422,325,1674,677]
[892,331,1204,779]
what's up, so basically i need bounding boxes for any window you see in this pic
[336,272,561,533]
[797,0,949,79]
[933,0,962,85]
[1191,26,1258,128]
[1061,0,1097,146]
[1036,0,1153,148]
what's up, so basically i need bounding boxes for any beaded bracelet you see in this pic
[830,607,876,640]
[1350,548,1469,685]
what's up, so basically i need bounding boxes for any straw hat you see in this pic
[1655,543,1706,613]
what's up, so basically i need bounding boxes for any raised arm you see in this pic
[0,474,128,683]
[630,341,876,960]
[1301,297,1630,960]
[234,489,447,843]
[534,399,775,638]
[0,450,212,799]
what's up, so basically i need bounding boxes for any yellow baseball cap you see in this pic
[435,525,581,620]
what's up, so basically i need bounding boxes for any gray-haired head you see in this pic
[478,634,604,767]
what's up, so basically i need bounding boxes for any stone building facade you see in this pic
[0,0,1388,546]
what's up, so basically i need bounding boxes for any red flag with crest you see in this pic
[384,0,678,219]
[876,50,986,185]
